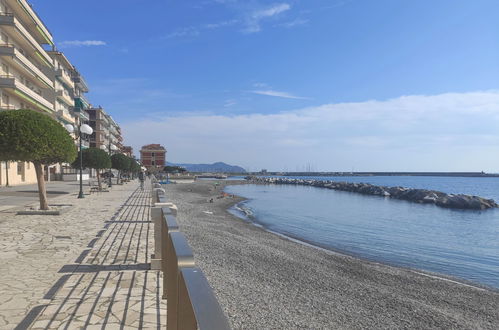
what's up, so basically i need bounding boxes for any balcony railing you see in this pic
[0,74,53,112]
[150,180,231,330]
[56,89,74,106]
[0,13,53,66]
[8,0,53,45]
[0,43,53,87]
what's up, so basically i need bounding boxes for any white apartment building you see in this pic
[0,0,55,185]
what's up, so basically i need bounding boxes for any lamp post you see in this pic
[65,123,93,198]
[103,139,118,187]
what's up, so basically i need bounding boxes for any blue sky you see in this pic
[32,0,499,171]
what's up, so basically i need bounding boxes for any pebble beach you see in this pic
[165,180,499,329]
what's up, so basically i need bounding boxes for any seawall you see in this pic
[250,177,498,210]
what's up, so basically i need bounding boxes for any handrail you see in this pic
[179,268,231,330]
[167,232,195,330]
[150,179,231,329]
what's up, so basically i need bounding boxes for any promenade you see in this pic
[0,180,166,329]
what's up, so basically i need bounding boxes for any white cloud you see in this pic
[244,3,291,33]
[224,99,237,107]
[253,3,290,19]
[121,91,499,171]
[277,18,309,28]
[251,90,310,100]
[58,40,107,48]
[164,27,200,39]
[204,19,240,29]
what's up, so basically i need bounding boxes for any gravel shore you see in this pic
[165,180,499,330]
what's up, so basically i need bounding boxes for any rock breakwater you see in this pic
[249,177,498,210]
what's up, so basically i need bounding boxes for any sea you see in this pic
[225,176,499,289]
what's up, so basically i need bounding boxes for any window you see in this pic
[151,152,155,157]
[17,162,23,175]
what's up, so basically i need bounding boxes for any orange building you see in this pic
[140,144,166,172]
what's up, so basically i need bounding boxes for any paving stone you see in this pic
[1,181,166,328]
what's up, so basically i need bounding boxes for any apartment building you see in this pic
[0,0,55,185]
[86,107,123,153]
[72,68,91,148]
[140,144,166,172]
[48,51,75,126]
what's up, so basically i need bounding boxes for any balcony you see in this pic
[0,14,53,67]
[74,108,90,121]
[0,44,53,87]
[56,109,75,125]
[5,0,53,45]
[55,68,74,87]
[56,89,74,106]
[0,75,54,113]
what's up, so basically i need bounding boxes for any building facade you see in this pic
[86,107,123,154]
[0,0,54,185]
[140,144,166,172]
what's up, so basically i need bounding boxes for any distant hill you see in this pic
[167,162,246,173]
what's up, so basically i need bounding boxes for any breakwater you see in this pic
[249,177,498,210]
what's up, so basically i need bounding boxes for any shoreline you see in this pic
[165,180,499,329]
[225,188,496,293]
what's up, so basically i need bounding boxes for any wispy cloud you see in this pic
[224,99,238,107]
[121,91,499,171]
[164,27,200,39]
[204,19,240,29]
[251,89,310,100]
[244,3,291,33]
[277,18,309,28]
[58,40,107,48]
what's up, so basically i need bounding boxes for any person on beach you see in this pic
[138,171,145,190]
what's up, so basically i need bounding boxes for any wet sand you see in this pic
[164,180,499,329]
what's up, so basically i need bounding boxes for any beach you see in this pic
[165,180,499,329]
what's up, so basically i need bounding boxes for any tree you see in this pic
[0,110,77,210]
[127,157,141,178]
[111,153,130,184]
[163,165,187,173]
[71,148,111,190]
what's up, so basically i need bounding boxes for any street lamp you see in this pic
[102,139,118,187]
[65,123,93,198]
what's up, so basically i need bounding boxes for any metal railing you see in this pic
[150,177,231,330]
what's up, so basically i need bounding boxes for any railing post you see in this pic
[162,209,179,299]
[151,192,177,270]
[178,268,232,330]
[150,206,163,270]
[167,232,195,330]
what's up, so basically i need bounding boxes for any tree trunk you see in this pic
[34,162,49,210]
[5,161,9,186]
[97,169,101,191]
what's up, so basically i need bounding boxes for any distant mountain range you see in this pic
[167,162,246,173]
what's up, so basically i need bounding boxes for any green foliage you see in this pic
[128,158,141,173]
[0,109,77,164]
[111,153,130,171]
[164,165,187,173]
[71,148,111,170]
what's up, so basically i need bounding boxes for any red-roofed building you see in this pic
[140,144,166,172]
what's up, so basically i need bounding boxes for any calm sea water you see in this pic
[225,176,499,289]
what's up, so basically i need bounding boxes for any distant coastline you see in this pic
[255,171,499,177]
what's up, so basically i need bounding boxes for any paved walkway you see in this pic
[0,181,88,212]
[3,182,166,329]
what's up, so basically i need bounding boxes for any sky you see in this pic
[31,0,499,172]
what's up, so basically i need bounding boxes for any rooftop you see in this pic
[140,144,166,151]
